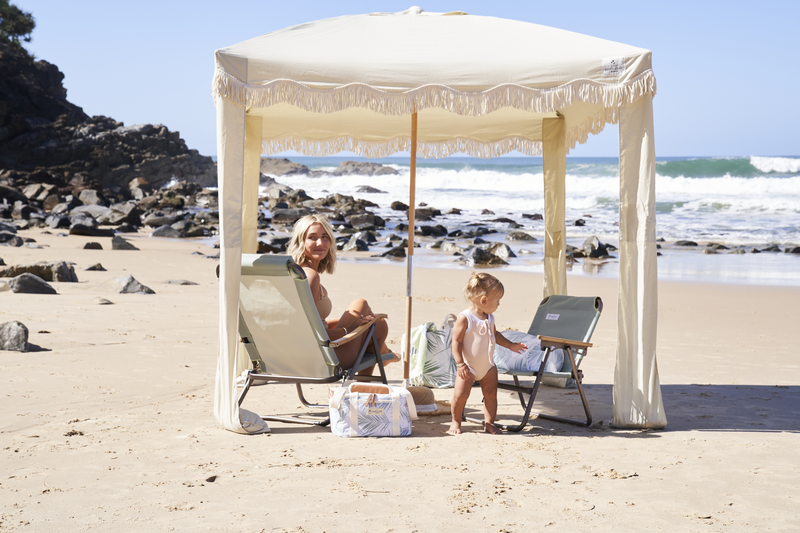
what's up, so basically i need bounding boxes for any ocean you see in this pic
[265,155,800,287]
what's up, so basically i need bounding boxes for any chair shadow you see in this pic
[488,383,800,437]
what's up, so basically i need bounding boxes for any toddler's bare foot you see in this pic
[447,421,462,435]
[484,422,501,435]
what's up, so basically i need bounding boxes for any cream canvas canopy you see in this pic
[213,7,667,434]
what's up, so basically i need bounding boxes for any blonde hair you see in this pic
[463,272,504,303]
[287,214,337,274]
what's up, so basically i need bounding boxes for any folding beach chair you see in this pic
[465,295,603,432]
[236,254,392,426]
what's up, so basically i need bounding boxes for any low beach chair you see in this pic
[466,295,603,432]
[236,254,392,426]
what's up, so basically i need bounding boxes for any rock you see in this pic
[8,273,58,294]
[78,189,107,206]
[785,246,800,254]
[0,321,29,351]
[260,157,311,176]
[348,213,378,227]
[379,246,406,258]
[0,280,8,291]
[332,161,399,176]
[115,223,138,233]
[356,185,387,193]
[70,205,111,219]
[0,257,4,266]
[473,237,489,245]
[507,231,536,242]
[341,236,369,252]
[0,222,17,234]
[70,213,99,228]
[487,242,516,260]
[750,248,761,254]
[675,240,698,247]
[171,220,205,237]
[111,236,139,250]
[464,247,508,266]
[85,263,106,271]
[109,275,155,294]
[46,215,71,229]
[69,224,115,237]
[0,261,78,282]
[573,219,586,226]
[446,208,462,215]
[440,241,467,253]
[0,233,24,247]
[165,279,199,285]
[143,213,184,227]
[481,209,495,215]
[415,207,441,219]
[583,236,610,259]
[762,245,781,252]
[425,240,443,249]
[151,225,183,238]
[701,248,718,255]
[391,201,409,211]
[97,202,141,226]
[730,249,746,254]
[83,242,103,250]
[415,224,448,237]
[708,243,729,250]
[518,249,536,255]
[271,208,310,225]
[92,297,114,305]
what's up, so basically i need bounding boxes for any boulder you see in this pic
[583,236,611,259]
[415,225,448,237]
[391,201,409,211]
[446,208,462,215]
[0,321,29,351]
[83,242,103,250]
[144,213,184,227]
[464,247,508,266]
[0,222,17,234]
[379,246,406,258]
[111,236,140,250]
[108,275,155,294]
[0,233,24,247]
[78,189,107,206]
[70,213,99,228]
[151,225,183,238]
[675,240,698,247]
[507,231,536,242]
[0,261,78,282]
[271,208,310,225]
[46,215,71,229]
[573,219,586,227]
[70,204,111,219]
[415,207,442,219]
[331,161,399,176]
[85,263,106,271]
[487,242,516,260]
[341,236,369,252]
[260,157,311,176]
[69,224,115,237]
[97,203,141,226]
[356,185,387,193]
[8,273,58,294]
[785,246,800,254]
[522,213,543,220]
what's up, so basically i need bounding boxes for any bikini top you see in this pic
[317,283,332,320]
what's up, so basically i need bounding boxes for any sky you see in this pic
[14,0,800,159]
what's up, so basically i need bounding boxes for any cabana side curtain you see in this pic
[213,9,666,433]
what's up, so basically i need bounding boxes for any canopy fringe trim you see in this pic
[260,135,545,159]
[214,69,656,117]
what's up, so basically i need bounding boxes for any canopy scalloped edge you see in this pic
[258,107,620,159]
[212,68,655,117]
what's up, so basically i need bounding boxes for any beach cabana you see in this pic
[213,7,667,433]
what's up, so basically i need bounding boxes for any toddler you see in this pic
[447,272,527,435]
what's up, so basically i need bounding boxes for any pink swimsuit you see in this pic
[459,309,495,380]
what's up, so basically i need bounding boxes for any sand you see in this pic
[2,230,799,532]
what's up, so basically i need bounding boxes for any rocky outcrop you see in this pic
[0,260,77,282]
[0,43,217,192]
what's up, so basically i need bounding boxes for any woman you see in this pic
[287,214,396,371]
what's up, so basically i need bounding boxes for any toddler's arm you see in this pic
[495,330,527,354]
[451,314,472,380]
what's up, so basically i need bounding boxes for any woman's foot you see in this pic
[383,352,401,366]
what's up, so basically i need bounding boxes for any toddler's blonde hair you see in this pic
[463,272,504,302]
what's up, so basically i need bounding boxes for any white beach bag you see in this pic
[329,383,418,438]
[404,314,457,389]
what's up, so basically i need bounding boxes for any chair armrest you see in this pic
[328,314,388,348]
[537,335,593,349]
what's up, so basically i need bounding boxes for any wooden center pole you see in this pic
[403,112,418,382]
